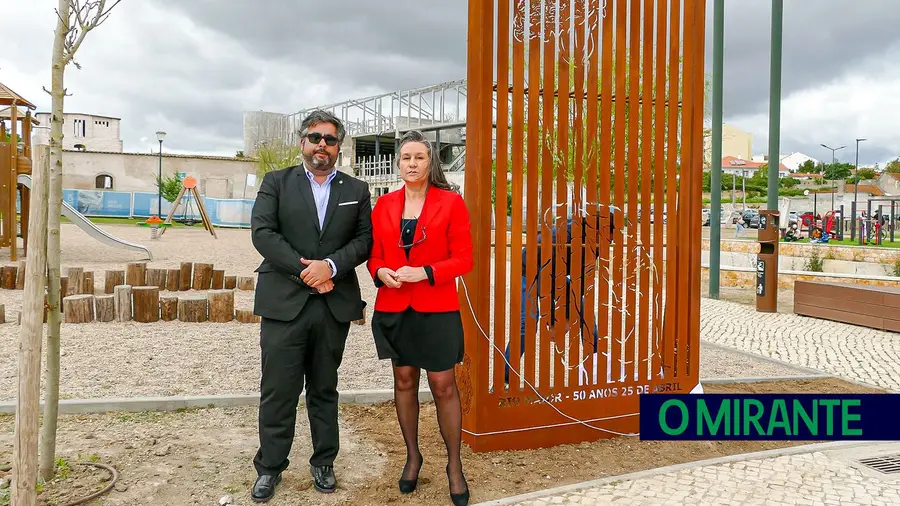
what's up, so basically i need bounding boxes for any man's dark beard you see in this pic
[303,149,335,171]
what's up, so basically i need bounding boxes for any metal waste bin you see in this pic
[756,210,779,312]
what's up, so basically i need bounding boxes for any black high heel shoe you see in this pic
[398,453,423,494]
[446,464,470,506]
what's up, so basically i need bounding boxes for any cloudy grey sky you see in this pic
[2,0,898,167]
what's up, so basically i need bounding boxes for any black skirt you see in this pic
[371,308,465,372]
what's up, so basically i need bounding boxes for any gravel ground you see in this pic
[0,223,810,402]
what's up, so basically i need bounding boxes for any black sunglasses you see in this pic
[305,132,340,147]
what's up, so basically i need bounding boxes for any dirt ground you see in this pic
[0,377,883,506]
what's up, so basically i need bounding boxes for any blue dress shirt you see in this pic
[305,167,338,278]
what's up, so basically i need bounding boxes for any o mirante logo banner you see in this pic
[639,394,899,440]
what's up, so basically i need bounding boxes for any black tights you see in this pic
[392,362,466,494]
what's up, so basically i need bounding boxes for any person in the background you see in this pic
[504,212,610,385]
[367,130,473,506]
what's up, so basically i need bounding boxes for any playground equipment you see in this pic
[2,82,152,260]
[459,0,707,451]
[17,174,153,260]
[0,81,36,261]
[158,175,216,238]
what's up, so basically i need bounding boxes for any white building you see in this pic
[780,152,819,172]
[33,112,123,153]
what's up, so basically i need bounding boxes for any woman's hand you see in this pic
[395,266,428,283]
[377,267,403,288]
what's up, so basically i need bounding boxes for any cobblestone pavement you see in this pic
[699,297,900,392]
[480,299,900,506]
[503,445,900,505]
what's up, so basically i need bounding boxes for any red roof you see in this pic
[720,156,788,172]
[846,184,885,196]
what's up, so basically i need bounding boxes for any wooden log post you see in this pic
[235,309,260,324]
[207,289,234,322]
[63,294,94,323]
[83,271,94,294]
[104,270,125,294]
[125,262,147,287]
[179,262,192,290]
[211,269,225,289]
[67,267,84,295]
[16,260,26,289]
[114,285,132,322]
[192,263,214,290]
[160,296,178,321]
[177,294,208,322]
[95,294,115,322]
[1,265,18,289]
[60,276,68,299]
[132,286,159,323]
[237,276,255,291]
[0,303,6,323]
[224,275,237,289]
[166,269,180,291]
[145,268,167,290]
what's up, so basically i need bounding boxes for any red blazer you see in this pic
[367,186,473,312]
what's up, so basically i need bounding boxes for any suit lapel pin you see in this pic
[339,180,343,184]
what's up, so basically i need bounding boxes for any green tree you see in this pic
[797,159,818,173]
[851,168,877,182]
[885,158,900,174]
[156,172,184,203]
[255,140,302,179]
[823,162,853,181]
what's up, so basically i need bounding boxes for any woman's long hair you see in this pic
[396,130,460,193]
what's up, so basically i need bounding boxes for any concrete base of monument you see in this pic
[3,376,882,506]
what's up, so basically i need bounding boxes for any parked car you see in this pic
[742,209,760,228]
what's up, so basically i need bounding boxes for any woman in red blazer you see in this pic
[367,130,473,506]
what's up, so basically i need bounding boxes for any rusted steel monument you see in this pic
[459,0,707,451]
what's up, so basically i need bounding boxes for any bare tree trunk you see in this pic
[12,148,50,506]
[38,0,69,484]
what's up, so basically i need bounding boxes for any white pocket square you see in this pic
[338,201,358,206]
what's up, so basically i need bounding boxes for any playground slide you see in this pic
[17,174,153,260]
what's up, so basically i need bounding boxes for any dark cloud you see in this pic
[156,0,468,91]
[705,0,900,118]
[2,0,898,164]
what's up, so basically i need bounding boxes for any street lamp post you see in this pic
[820,143,845,210]
[156,131,166,218]
[854,138,866,204]
[852,138,866,239]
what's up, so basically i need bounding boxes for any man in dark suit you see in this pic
[249,110,373,502]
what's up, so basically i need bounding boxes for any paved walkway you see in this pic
[501,443,900,505]
[477,298,900,506]
[699,298,900,392]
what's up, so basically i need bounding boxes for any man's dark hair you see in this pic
[298,110,346,143]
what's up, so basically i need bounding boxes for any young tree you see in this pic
[37,0,123,491]
[255,139,303,179]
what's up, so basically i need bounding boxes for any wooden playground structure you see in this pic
[158,175,216,238]
[459,0,707,451]
[0,81,37,261]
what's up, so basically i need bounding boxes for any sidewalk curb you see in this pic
[700,340,889,392]
[0,389,434,415]
[700,340,831,377]
[471,440,881,506]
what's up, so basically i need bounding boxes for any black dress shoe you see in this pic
[398,453,423,494]
[310,464,336,493]
[251,474,281,503]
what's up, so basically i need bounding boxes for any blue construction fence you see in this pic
[54,189,255,228]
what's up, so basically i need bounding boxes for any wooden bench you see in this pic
[794,280,900,332]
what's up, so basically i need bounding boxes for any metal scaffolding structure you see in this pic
[285,79,469,140]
